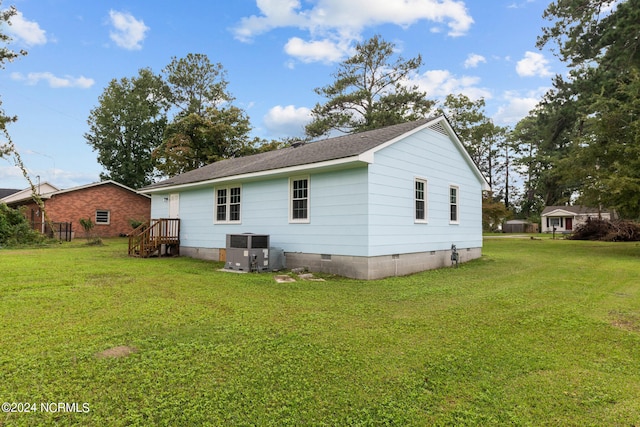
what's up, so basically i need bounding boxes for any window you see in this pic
[216,189,227,221]
[95,210,110,224]
[290,177,309,223]
[215,186,241,223]
[415,178,427,223]
[449,186,459,223]
[229,187,241,221]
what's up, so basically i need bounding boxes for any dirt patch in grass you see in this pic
[609,311,640,332]
[95,345,138,359]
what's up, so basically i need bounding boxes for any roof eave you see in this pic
[1,193,54,205]
[49,180,151,198]
[140,155,370,194]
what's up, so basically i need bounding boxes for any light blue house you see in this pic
[140,116,490,279]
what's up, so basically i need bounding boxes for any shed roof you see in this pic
[505,219,532,225]
[141,116,490,193]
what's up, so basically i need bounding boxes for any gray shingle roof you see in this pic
[0,188,20,199]
[142,118,434,191]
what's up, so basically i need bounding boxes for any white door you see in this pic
[169,193,179,218]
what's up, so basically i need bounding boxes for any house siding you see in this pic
[154,167,370,259]
[367,127,483,256]
[179,188,216,248]
[150,194,170,218]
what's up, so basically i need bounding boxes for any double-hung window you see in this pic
[449,185,459,223]
[415,178,427,223]
[215,186,241,223]
[290,177,309,223]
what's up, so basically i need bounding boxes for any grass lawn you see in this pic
[1,237,640,426]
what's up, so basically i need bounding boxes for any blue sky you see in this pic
[1,0,561,190]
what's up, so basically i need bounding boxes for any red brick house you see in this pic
[1,180,151,238]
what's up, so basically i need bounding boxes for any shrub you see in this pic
[79,217,102,245]
[129,218,145,230]
[79,217,94,234]
[0,203,46,246]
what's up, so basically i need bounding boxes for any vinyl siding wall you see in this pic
[150,194,170,218]
[151,167,370,256]
[367,127,483,256]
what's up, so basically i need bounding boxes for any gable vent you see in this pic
[429,122,448,136]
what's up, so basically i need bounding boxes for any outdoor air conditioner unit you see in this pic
[225,233,270,272]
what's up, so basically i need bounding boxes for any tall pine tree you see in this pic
[306,35,435,138]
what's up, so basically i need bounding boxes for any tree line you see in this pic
[85,38,512,210]
[512,0,640,220]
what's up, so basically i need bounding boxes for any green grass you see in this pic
[1,237,640,426]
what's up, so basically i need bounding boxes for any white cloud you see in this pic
[234,0,473,62]
[263,105,312,137]
[0,165,23,180]
[507,1,533,8]
[11,72,95,89]
[464,53,486,69]
[44,169,101,189]
[0,162,100,190]
[284,37,350,63]
[108,10,149,50]
[516,51,553,77]
[7,10,48,46]
[493,88,549,125]
[410,69,492,101]
[233,0,305,41]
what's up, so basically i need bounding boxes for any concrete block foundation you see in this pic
[179,245,482,280]
[285,247,482,280]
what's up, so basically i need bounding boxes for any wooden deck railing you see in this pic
[128,218,180,257]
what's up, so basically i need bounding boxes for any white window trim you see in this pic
[214,185,242,224]
[289,176,310,224]
[95,209,110,225]
[449,185,460,224]
[414,177,428,223]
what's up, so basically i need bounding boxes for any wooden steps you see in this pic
[128,219,180,258]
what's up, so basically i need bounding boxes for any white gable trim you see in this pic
[51,180,150,198]
[542,209,577,217]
